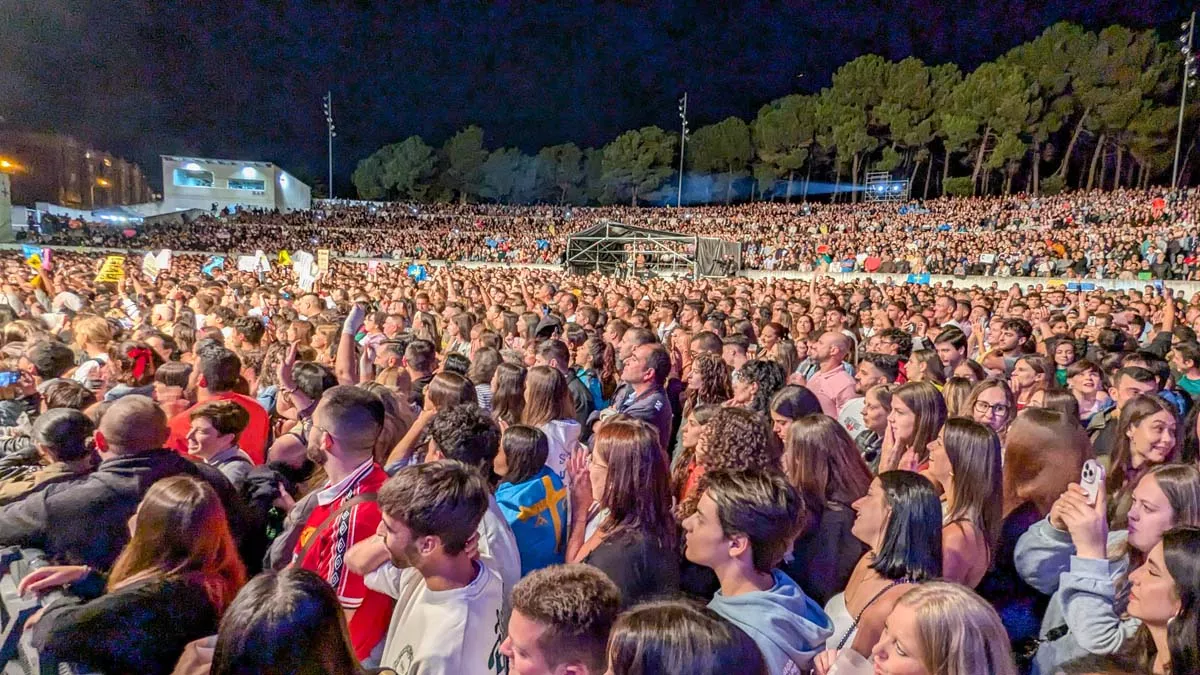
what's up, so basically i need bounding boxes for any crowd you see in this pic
[1,207,1200,674]
[27,187,1200,278]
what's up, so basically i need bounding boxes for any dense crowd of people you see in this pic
[2,190,1200,674]
[27,187,1200,278]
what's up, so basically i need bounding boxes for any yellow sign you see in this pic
[95,255,126,283]
[278,250,292,266]
[317,249,330,273]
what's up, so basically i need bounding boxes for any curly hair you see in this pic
[675,406,781,520]
[683,352,732,416]
[737,359,786,415]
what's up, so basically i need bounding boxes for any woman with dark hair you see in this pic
[1067,359,1110,424]
[385,371,476,466]
[780,414,872,605]
[1125,526,1200,674]
[728,359,786,415]
[1011,354,1055,409]
[154,361,194,419]
[1016,464,1200,673]
[208,567,382,675]
[671,404,720,504]
[495,425,566,576]
[683,352,732,418]
[879,381,946,472]
[606,600,768,675]
[21,476,246,675]
[490,361,526,427]
[565,419,679,607]
[768,385,822,441]
[1108,394,1180,529]
[965,377,1017,440]
[926,417,1002,588]
[467,347,501,412]
[674,406,781,522]
[445,312,473,357]
[523,365,581,478]
[103,340,162,401]
[904,349,946,387]
[574,336,615,411]
[817,471,943,667]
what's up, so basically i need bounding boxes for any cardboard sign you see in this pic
[142,252,160,280]
[95,256,126,283]
[202,256,225,277]
[317,249,330,273]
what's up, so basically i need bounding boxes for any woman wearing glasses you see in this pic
[965,378,1017,442]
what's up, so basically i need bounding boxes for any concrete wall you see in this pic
[275,170,311,211]
[160,157,311,213]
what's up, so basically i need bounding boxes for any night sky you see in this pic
[0,0,1181,194]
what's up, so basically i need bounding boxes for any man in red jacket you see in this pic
[166,346,269,464]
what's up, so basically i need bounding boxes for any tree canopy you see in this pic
[354,21,1193,204]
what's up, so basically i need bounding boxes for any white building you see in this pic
[160,156,311,213]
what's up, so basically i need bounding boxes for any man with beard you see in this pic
[347,460,506,674]
[291,385,393,663]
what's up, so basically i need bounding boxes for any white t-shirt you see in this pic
[837,396,866,438]
[479,494,521,619]
[366,560,507,675]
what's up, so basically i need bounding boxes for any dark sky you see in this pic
[0,0,1183,194]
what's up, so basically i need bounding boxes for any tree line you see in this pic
[351,22,1190,205]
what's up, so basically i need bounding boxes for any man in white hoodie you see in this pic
[682,469,833,675]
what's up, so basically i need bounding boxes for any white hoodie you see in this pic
[540,419,582,479]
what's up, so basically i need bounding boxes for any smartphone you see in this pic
[1087,316,1096,326]
[1080,459,1106,506]
[0,371,20,387]
[1153,280,1164,297]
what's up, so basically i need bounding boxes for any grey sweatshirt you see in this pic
[1014,517,1141,675]
[708,569,834,675]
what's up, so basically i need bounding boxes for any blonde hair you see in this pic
[896,582,1016,675]
[74,315,113,349]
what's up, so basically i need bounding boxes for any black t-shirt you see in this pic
[584,528,681,608]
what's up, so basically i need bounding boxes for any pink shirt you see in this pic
[808,366,857,417]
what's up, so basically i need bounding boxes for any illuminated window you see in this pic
[173,168,214,188]
[228,178,265,191]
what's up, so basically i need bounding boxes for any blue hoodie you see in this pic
[708,569,834,675]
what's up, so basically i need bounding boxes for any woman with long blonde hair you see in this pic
[869,582,1017,675]
[22,476,246,675]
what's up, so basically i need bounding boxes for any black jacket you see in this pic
[31,573,220,675]
[0,448,246,570]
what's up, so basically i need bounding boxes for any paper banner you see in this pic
[95,256,126,283]
[156,249,172,271]
[317,249,330,273]
[142,252,160,281]
[237,255,260,272]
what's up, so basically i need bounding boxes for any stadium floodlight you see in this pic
[1175,11,1196,190]
[323,91,335,199]
[677,92,688,208]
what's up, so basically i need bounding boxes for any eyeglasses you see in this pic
[973,400,1010,416]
